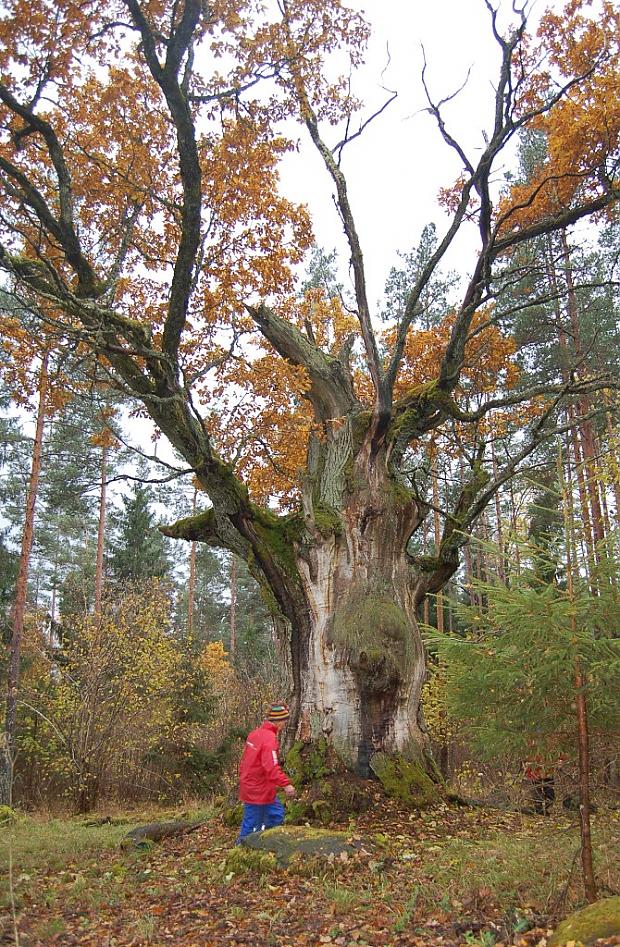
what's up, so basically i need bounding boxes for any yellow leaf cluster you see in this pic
[200,640,234,693]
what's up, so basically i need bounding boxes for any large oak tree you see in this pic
[1,0,619,781]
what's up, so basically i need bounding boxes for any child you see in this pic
[237,703,296,842]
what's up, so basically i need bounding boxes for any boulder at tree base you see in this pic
[369,751,442,808]
[548,896,620,946]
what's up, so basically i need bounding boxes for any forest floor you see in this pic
[1,795,619,947]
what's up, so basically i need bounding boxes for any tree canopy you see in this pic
[1,0,619,760]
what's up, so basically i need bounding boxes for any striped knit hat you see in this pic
[266,703,290,722]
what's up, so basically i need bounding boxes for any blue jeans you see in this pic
[236,798,285,842]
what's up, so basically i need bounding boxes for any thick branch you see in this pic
[248,303,359,422]
[284,54,385,414]
[0,83,100,295]
[123,0,202,365]
[415,402,605,601]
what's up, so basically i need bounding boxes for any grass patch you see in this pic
[393,887,419,933]
[3,800,619,947]
[32,917,67,941]
[413,816,620,913]
[0,802,216,874]
[0,817,136,876]
[323,880,370,913]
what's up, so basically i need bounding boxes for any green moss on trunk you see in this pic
[285,739,334,788]
[369,752,443,808]
[313,503,343,536]
[329,593,413,691]
[250,506,304,578]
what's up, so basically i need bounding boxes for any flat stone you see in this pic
[241,826,362,866]
[548,896,620,946]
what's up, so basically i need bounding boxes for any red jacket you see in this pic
[238,721,291,803]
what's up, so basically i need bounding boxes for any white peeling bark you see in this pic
[294,456,430,774]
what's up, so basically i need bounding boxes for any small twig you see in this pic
[548,845,581,921]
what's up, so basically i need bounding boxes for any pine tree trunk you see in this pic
[94,443,107,624]
[229,554,237,662]
[511,510,521,578]
[605,412,620,525]
[574,658,597,902]
[460,459,478,605]
[422,516,430,625]
[491,443,506,584]
[561,447,597,903]
[546,237,596,565]
[1,351,49,806]
[188,488,197,640]
[560,228,605,551]
[432,457,444,634]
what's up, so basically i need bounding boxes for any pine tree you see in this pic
[108,481,171,584]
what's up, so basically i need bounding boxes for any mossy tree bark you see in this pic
[292,434,435,775]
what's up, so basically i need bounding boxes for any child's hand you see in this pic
[283,784,297,798]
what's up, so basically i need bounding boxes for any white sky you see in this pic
[278,0,544,306]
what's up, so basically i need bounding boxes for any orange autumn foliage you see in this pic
[0,0,319,363]
[388,309,520,403]
[205,301,524,504]
[202,288,360,506]
[499,0,620,233]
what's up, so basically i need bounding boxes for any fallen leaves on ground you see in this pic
[1,799,619,947]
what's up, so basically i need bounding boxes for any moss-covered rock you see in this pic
[370,752,442,808]
[285,773,375,826]
[285,797,333,825]
[548,896,620,946]
[241,826,364,866]
[120,820,202,849]
[225,846,278,876]
[283,742,377,824]
[221,803,244,828]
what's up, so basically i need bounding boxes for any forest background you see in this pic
[0,0,618,822]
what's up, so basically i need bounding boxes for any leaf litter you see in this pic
[2,798,619,947]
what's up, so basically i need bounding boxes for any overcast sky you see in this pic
[279,0,546,306]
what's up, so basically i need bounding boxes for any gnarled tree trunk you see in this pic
[293,452,428,775]
[166,412,455,789]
